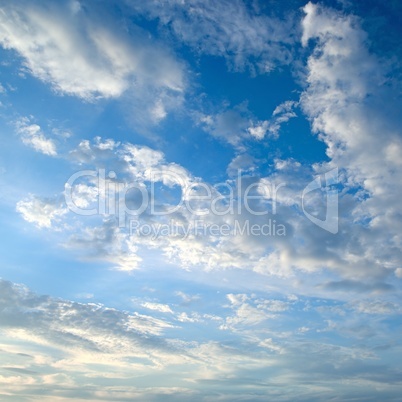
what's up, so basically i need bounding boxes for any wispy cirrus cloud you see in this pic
[2,279,402,401]
[0,0,186,128]
[195,100,298,148]
[125,0,296,74]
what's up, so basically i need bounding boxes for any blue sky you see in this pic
[1,0,402,400]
